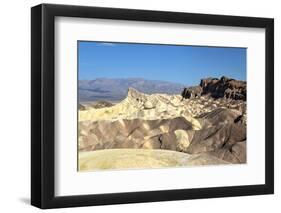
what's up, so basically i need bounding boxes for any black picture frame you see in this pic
[31,3,274,209]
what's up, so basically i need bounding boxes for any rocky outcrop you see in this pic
[182,76,246,101]
[181,86,202,99]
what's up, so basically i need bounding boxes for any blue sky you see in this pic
[78,41,246,86]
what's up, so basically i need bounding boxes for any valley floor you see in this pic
[79,149,229,171]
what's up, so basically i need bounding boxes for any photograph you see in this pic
[30,3,274,209]
[78,41,247,171]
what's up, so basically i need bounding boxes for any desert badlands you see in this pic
[78,76,247,171]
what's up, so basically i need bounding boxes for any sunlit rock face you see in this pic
[182,76,246,101]
[79,77,247,171]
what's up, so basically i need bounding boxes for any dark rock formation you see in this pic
[200,76,246,100]
[182,76,246,101]
[181,86,203,99]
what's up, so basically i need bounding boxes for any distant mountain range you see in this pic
[79,78,184,102]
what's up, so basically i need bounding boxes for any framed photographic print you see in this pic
[31,3,274,209]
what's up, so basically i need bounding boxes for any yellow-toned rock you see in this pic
[79,149,229,171]
[174,130,192,152]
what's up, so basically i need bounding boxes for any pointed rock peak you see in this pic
[128,87,139,93]
[127,87,144,98]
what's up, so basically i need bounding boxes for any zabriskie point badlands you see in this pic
[78,76,247,171]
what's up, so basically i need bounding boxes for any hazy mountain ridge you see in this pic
[79,78,184,102]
